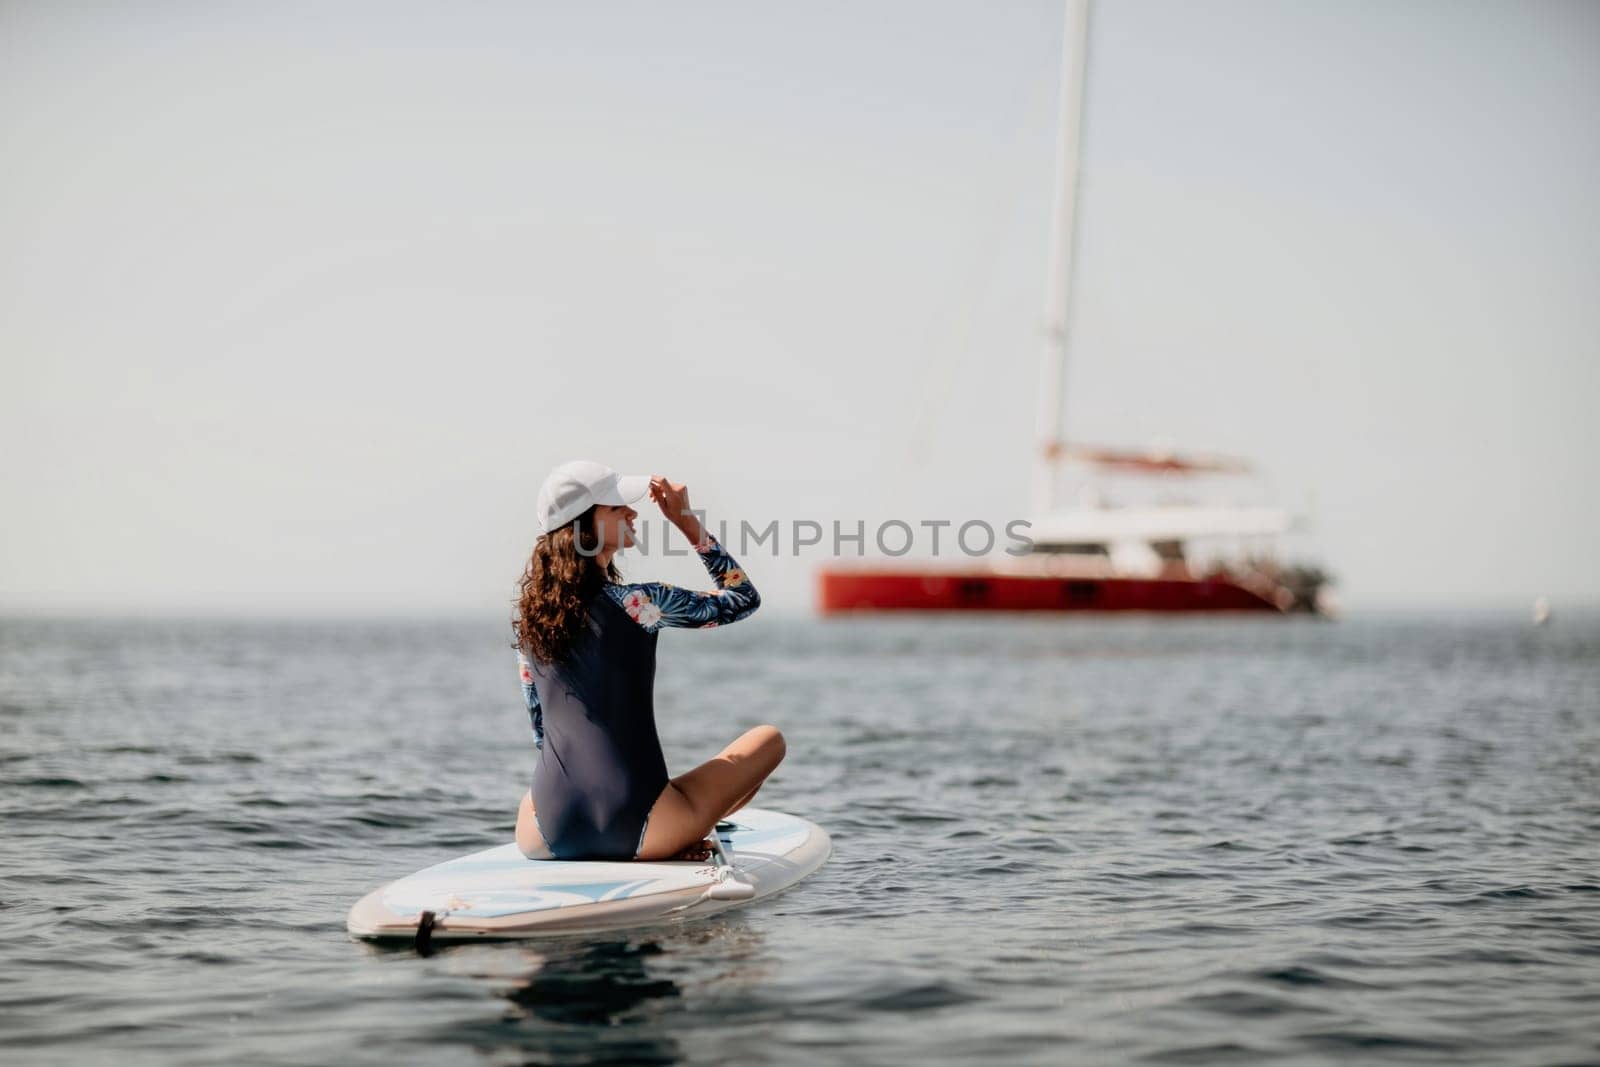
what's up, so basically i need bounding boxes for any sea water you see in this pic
[2,612,1597,1065]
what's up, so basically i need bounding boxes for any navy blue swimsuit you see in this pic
[517,532,760,860]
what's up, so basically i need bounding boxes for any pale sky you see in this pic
[2,0,1596,616]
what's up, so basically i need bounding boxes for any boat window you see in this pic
[1033,542,1109,556]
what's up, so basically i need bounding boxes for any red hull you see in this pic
[816,567,1284,615]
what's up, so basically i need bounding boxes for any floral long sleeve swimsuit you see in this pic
[516,531,760,860]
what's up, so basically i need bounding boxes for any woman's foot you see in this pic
[666,838,715,862]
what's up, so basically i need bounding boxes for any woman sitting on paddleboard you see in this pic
[511,460,785,863]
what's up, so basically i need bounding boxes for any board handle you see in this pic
[704,834,755,899]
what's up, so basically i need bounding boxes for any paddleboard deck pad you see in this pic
[347,806,830,941]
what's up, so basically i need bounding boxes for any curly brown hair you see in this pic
[512,506,622,665]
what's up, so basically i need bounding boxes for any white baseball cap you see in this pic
[535,460,651,534]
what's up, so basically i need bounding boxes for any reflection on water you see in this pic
[391,918,779,1064]
[502,942,682,1027]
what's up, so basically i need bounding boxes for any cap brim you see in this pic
[603,473,651,506]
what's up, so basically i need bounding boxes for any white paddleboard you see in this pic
[347,806,830,942]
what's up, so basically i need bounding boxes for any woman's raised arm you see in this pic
[604,530,760,631]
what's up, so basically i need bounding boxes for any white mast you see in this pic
[1030,0,1091,516]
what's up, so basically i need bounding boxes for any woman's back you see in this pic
[521,589,667,860]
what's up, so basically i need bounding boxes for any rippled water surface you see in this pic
[3,612,1598,1065]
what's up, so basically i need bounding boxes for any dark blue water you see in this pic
[3,613,1598,1065]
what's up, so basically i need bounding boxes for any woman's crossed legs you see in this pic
[636,724,786,861]
[515,724,786,862]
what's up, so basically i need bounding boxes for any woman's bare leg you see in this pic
[636,725,785,860]
[721,780,763,819]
